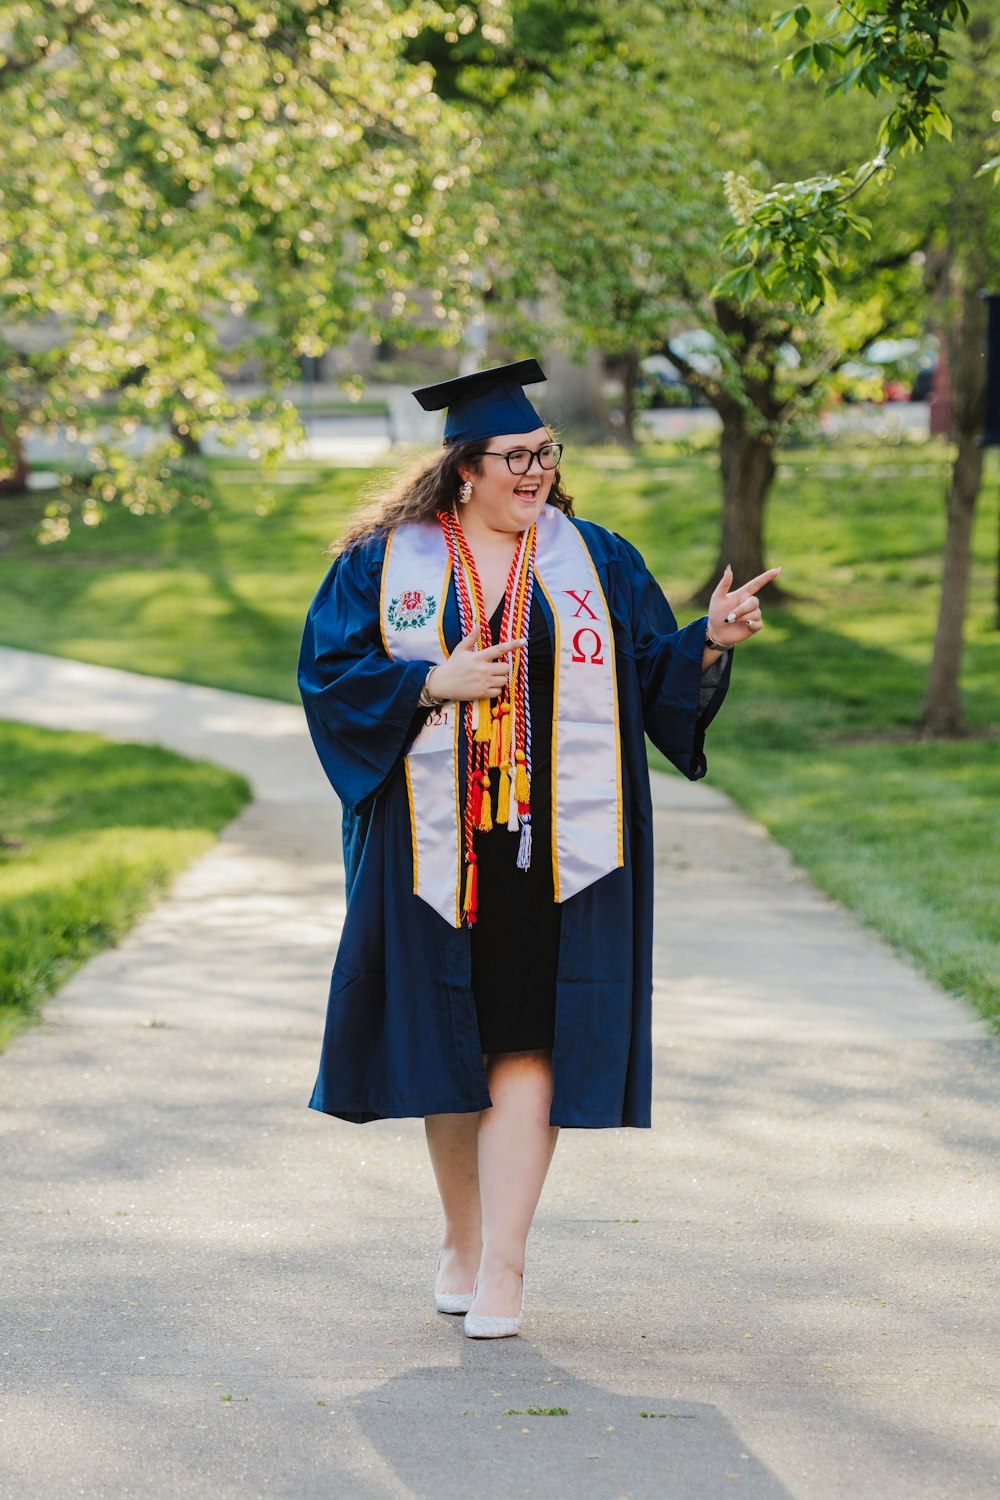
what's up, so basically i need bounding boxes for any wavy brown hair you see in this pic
[334,439,575,553]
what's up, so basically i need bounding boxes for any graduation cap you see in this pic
[412,359,546,444]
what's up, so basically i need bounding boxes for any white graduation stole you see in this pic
[380,505,623,926]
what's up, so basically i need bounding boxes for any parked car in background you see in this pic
[838,337,938,403]
[638,330,725,408]
[638,329,807,410]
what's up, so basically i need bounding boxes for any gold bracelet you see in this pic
[705,630,732,654]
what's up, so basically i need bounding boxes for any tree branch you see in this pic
[0,8,95,90]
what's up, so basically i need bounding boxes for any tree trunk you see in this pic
[170,419,203,456]
[919,279,987,736]
[693,400,776,602]
[618,348,640,447]
[928,343,952,439]
[0,410,29,496]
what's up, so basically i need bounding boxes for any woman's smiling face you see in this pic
[459,428,558,536]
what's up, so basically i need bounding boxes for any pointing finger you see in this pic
[735,567,782,595]
[480,637,527,661]
[454,629,480,652]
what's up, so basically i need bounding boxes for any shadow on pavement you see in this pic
[352,1335,796,1500]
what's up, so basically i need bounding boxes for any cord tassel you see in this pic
[476,697,492,742]
[514,750,530,806]
[516,815,532,871]
[462,853,478,925]
[506,766,520,831]
[477,779,493,832]
[497,761,510,826]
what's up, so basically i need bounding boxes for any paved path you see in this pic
[22,395,931,485]
[0,645,996,1500]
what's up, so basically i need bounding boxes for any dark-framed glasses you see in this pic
[478,442,563,475]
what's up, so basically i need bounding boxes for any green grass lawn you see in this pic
[0,720,250,1050]
[0,439,996,1024]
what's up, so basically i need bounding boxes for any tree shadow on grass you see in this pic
[705,613,997,753]
[0,473,302,695]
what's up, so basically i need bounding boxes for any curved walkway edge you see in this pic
[0,643,997,1500]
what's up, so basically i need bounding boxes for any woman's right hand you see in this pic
[427,631,526,704]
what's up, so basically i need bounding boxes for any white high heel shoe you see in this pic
[464,1272,525,1339]
[434,1252,475,1315]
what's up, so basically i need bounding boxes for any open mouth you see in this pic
[513,482,541,499]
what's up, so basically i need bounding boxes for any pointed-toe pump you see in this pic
[434,1253,475,1315]
[463,1273,525,1339]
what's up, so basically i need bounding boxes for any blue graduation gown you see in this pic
[299,517,731,1128]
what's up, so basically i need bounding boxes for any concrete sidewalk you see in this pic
[0,644,996,1500]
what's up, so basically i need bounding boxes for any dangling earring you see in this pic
[459,480,473,505]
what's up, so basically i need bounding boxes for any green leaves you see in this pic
[0,0,472,523]
[772,5,814,40]
[775,0,964,151]
[725,0,975,307]
[715,159,885,311]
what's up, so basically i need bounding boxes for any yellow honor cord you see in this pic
[499,703,512,764]
[496,763,511,826]
[488,702,502,767]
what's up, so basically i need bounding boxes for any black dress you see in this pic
[471,595,560,1053]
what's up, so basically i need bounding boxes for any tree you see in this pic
[439,0,929,594]
[0,0,471,526]
[912,19,1000,734]
[717,0,999,735]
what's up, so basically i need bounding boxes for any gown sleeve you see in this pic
[613,533,732,782]
[298,540,432,810]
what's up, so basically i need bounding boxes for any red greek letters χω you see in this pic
[571,627,604,665]
[564,588,599,620]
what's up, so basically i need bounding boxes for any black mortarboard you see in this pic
[412,359,546,444]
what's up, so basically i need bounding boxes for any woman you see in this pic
[299,360,778,1339]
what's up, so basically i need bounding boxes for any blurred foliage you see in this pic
[408,0,949,597]
[0,0,475,516]
[417,0,931,429]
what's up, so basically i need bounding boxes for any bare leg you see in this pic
[424,1111,482,1294]
[471,1049,558,1319]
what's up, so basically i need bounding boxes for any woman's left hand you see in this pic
[707,564,781,649]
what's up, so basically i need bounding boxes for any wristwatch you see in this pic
[705,629,732,654]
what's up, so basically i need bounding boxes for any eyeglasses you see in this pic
[476,442,563,475]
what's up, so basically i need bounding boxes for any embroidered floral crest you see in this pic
[388,589,436,631]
